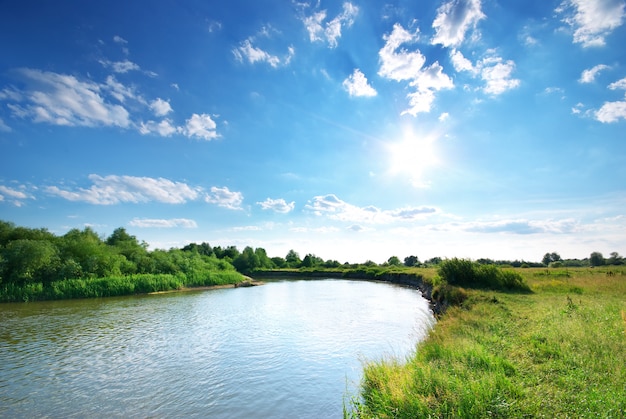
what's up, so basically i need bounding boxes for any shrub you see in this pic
[438,259,529,291]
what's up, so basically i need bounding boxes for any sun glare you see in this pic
[386,129,440,188]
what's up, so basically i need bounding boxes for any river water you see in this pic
[0,278,434,418]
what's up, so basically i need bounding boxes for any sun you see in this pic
[386,128,440,188]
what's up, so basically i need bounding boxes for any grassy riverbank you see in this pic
[0,271,245,302]
[351,267,626,418]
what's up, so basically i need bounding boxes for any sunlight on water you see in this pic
[0,279,434,418]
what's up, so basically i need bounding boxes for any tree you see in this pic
[232,247,260,273]
[1,239,60,284]
[589,252,605,267]
[542,252,561,266]
[387,256,402,266]
[404,255,419,267]
[285,250,301,268]
[608,252,623,265]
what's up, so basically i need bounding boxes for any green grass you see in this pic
[0,271,245,302]
[350,267,626,418]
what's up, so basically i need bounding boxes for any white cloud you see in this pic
[608,77,626,90]
[233,39,281,68]
[431,0,485,47]
[464,218,580,234]
[579,64,610,83]
[439,112,450,121]
[257,198,295,213]
[301,2,359,48]
[595,99,626,122]
[46,174,201,205]
[7,68,131,128]
[183,113,218,140]
[450,49,476,73]
[451,50,520,95]
[139,119,178,137]
[342,69,377,97]
[150,98,173,116]
[0,184,31,206]
[306,194,438,224]
[205,186,244,210]
[129,218,198,228]
[113,35,128,44]
[557,0,625,47]
[480,56,520,95]
[378,24,453,115]
[104,75,144,104]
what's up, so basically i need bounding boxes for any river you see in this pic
[0,278,435,418]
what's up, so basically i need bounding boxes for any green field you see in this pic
[351,267,626,418]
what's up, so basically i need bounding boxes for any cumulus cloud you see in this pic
[608,77,626,90]
[594,76,626,122]
[306,194,438,223]
[205,186,244,210]
[557,0,625,47]
[378,24,453,115]
[301,2,358,48]
[183,113,219,140]
[431,0,485,47]
[342,69,377,97]
[450,49,520,95]
[129,218,198,228]
[595,99,626,122]
[150,98,173,116]
[139,119,178,137]
[257,198,295,213]
[579,64,610,83]
[46,174,202,205]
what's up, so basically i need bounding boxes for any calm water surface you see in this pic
[0,279,434,418]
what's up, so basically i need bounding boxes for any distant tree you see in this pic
[182,242,214,257]
[404,255,420,267]
[608,252,623,265]
[323,259,341,268]
[425,257,442,266]
[285,250,301,268]
[271,256,287,268]
[542,252,562,266]
[387,256,402,266]
[254,248,274,269]
[1,239,60,284]
[589,252,605,267]
[232,246,260,273]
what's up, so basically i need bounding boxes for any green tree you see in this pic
[542,252,561,266]
[232,246,260,273]
[285,249,301,268]
[404,255,419,267]
[589,252,605,267]
[1,239,60,284]
[607,252,623,265]
[387,256,402,266]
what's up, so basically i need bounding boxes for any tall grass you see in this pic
[0,271,244,302]
[350,268,626,418]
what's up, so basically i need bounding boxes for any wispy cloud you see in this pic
[378,24,453,115]
[342,69,377,97]
[233,25,295,68]
[46,174,202,205]
[557,0,625,47]
[301,2,359,48]
[431,0,485,47]
[579,64,610,83]
[205,186,244,210]
[0,184,32,207]
[6,68,131,128]
[0,117,11,132]
[257,197,295,213]
[463,218,580,234]
[99,59,141,73]
[306,194,438,224]
[129,218,198,228]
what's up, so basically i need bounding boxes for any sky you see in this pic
[1,0,625,264]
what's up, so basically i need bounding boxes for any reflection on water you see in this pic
[0,279,434,418]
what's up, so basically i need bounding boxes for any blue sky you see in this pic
[1,0,625,263]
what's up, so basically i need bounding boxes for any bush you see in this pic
[438,259,529,291]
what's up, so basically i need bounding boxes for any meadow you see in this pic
[351,266,626,418]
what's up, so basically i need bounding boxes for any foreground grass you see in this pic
[0,271,245,302]
[352,267,626,418]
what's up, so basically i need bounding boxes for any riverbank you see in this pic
[351,267,626,418]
